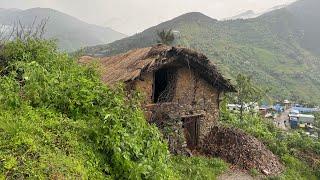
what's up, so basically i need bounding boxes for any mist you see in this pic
[0,0,296,34]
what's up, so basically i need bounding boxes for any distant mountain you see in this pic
[228,10,258,20]
[0,8,126,51]
[227,4,288,20]
[82,0,320,103]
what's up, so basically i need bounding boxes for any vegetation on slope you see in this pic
[220,97,320,179]
[0,38,175,179]
[172,156,227,180]
[83,0,320,104]
[0,38,228,179]
[221,74,320,179]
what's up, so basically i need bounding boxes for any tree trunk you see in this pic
[240,104,244,122]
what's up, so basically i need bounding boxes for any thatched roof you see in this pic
[79,44,235,92]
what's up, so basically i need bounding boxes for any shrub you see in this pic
[0,38,176,179]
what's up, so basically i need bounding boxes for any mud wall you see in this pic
[133,67,221,143]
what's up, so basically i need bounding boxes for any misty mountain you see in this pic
[286,0,320,55]
[82,0,320,103]
[0,8,126,51]
[227,4,288,20]
[228,10,258,20]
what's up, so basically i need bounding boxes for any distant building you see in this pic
[289,110,315,129]
[292,104,320,113]
[259,105,275,119]
[283,100,291,110]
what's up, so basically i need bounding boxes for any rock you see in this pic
[262,169,270,175]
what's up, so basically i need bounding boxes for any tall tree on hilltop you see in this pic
[156,29,175,45]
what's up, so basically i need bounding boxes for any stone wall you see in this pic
[133,67,221,144]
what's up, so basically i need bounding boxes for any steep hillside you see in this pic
[286,0,320,55]
[0,8,126,51]
[83,0,320,104]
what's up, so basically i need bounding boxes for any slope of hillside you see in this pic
[0,8,126,51]
[286,0,320,55]
[83,0,320,104]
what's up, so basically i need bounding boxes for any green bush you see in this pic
[171,156,228,180]
[249,168,260,177]
[0,39,176,179]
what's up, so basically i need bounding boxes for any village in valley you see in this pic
[228,100,320,138]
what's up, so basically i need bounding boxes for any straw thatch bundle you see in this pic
[79,44,235,91]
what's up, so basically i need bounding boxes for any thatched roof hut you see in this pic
[80,44,235,92]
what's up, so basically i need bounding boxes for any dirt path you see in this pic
[217,170,258,180]
[274,109,290,130]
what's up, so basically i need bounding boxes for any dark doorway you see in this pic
[153,68,176,103]
[182,116,200,149]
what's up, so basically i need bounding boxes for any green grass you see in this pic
[0,38,176,179]
[172,156,228,180]
[0,38,231,179]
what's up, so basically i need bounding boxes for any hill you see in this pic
[83,0,320,104]
[0,8,126,51]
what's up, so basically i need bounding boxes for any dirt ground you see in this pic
[274,109,291,130]
[218,169,263,180]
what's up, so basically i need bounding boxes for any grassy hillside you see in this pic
[0,38,229,179]
[83,0,320,104]
[0,38,175,179]
[0,8,126,51]
[287,0,320,55]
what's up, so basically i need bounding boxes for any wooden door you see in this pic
[182,116,200,149]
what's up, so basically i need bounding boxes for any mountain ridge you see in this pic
[0,8,126,51]
[82,0,320,103]
[226,4,289,20]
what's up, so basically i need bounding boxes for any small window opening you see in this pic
[153,68,176,103]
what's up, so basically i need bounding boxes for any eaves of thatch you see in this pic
[79,44,236,92]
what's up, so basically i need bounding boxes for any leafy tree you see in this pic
[156,29,175,45]
[232,74,267,121]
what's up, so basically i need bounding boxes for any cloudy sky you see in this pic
[0,0,296,35]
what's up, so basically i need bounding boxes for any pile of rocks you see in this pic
[201,125,283,176]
